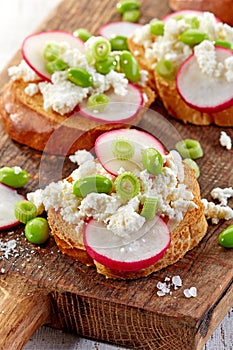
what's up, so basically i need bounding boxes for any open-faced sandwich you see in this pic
[128,10,233,126]
[26,128,208,279]
[0,31,155,155]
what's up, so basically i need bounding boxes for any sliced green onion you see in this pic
[179,29,208,46]
[122,9,140,22]
[150,20,164,36]
[117,0,140,14]
[14,200,37,224]
[183,158,200,178]
[86,36,111,63]
[176,139,203,159]
[155,59,176,80]
[66,67,93,87]
[46,58,68,74]
[87,94,110,112]
[25,217,50,244]
[0,166,29,188]
[73,175,113,198]
[141,148,163,175]
[114,172,140,200]
[112,138,135,160]
[95,56,117,74]
[140,196,158,220]
[110,35,129,51]
[43,42,62,62]
[73,28,91,42]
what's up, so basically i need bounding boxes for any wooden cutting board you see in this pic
[0,1,232,349]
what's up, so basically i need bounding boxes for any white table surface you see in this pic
[0,1,232,349]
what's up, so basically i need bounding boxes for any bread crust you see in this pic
[47,164,208,279]
[128,36,233,126]
[0,79,155,155]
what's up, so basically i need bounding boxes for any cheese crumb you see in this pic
[202,198,233,224]
[211,187,233,206]
[183,287,197,298]
[24,83,39,96]
[219,131,232,150]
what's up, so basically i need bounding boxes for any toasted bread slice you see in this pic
[128,36,233,126]
[47,163,207,279]
[0,79,155,155]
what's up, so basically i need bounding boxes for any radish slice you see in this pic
[22,30,85,81]
[79,84,143,122]
[0,183,24,230]
[95,128,166,175]
[84,216,170,272]
[176,47,233,113]
[99,21,143,39]
[162,10,220,22]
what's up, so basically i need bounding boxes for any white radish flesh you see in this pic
[22,30,85,81]
[79,84,143,122]
[99,21,143,39]
[95,128,166,175]
[176,47,233,112]
[84,216,170,272]
[0,183,24,230]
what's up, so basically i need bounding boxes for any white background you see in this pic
[0,0,232,349]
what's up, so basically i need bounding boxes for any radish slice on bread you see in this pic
[99,21,143,39]
[0,183,24,230]
[84,216,170,272]
[22,31,85,81]
[79,84,143,122]
[95,128,166,175]
[176,47,233,113]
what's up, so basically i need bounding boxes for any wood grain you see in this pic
[0,1,232,349]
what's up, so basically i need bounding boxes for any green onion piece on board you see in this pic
[176,139,203,159]
[14,200,37,224]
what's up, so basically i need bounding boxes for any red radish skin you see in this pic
[79,84,143,122]
[94,128,166,176]
[22,30,85,81]
[162,10,220,22]
[99,21,143,39]
[176,47,233,113]
[0,183,24,230]
[84,216,171,272]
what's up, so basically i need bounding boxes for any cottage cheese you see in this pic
[34,149,196,239]
[202,198,233,224]
[211,187,233,206]
[133,11,233,80]
[8,60,39,82]
[8,39,132,115]
[219,131,232,150]
[24,83,39,96]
